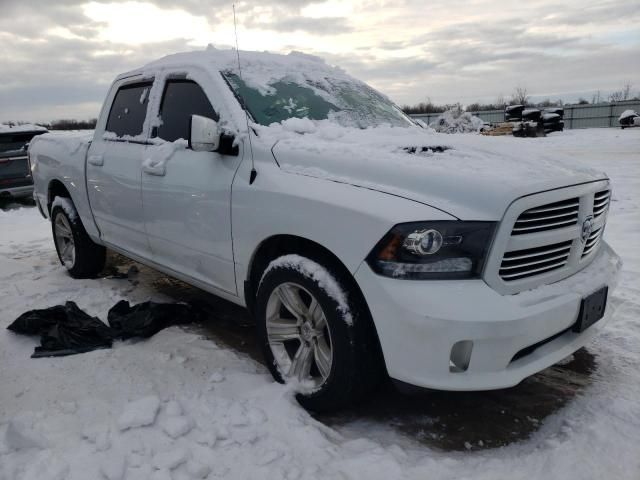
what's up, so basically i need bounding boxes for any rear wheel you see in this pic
[255,254,382,411]
[51,197,106,278]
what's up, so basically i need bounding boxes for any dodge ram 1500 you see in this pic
[29,49,621,411]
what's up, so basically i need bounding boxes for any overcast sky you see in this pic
[1,0,639,122]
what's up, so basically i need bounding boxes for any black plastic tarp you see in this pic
[7,300,197,358]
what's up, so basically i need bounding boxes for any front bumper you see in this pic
[354,243,622,391]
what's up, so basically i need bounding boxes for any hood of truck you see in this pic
[269,125,606,220]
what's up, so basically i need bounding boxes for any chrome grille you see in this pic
[511,197,579,235]
[582,227,603,258]
[593,190,610,218]
[500,240,572,281]
[485,181,611,293]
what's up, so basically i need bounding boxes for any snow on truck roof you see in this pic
[126,46,353,91]
[123,46,410,130]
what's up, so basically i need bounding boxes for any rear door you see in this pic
[86,79,154,259]
[141,76,243,294]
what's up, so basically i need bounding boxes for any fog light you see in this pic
[449,340,473,372]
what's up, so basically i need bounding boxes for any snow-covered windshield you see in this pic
[222,71,414,129]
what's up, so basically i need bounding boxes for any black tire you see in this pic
[51,197,106,278]
[255,255,383,412]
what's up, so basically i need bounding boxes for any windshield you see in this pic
[222,71,414,129]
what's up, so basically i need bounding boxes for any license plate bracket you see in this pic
[573,286,608,333]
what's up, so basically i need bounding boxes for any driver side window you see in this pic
[157,80,218,143]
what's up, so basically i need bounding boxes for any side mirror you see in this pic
[189,114,220,152]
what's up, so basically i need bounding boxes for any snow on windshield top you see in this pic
[142,47,353,98]
[141,47,412,129]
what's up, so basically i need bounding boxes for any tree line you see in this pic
[402,82,639,114]
[2,119,97,130]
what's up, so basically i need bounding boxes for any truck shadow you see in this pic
[109,252,597,452]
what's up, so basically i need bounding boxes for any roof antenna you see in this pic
[233,4,257,185]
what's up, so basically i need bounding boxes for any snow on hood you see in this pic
[264,121,606,220]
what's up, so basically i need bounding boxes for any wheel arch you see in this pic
[246,235,344,311]
[47,178,71,214]
[244,233,387,374]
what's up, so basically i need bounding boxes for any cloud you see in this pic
[0,0,638,122]
[248,15,353,34]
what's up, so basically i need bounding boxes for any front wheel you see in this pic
[255,254,382,411]
[51,197,106,278]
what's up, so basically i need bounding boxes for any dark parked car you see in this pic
[619,110,639,129]
[0,124,48,199]
[543,108,564,133]
[504,106,564,135]
[504,104,525,121]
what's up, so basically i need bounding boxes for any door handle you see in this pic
[88,155,104,166]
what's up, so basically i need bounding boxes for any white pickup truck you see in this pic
[30,49,621,411]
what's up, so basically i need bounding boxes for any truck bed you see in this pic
[29,131,99,238]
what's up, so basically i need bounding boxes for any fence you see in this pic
[410,100,640,129]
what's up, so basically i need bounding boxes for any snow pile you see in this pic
[279,117,317,134]
[141,139,188,176]
[429,108,484,134]
[117,396,161,431]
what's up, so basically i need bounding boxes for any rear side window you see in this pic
[106,82,153,138]
[158,80,218,142]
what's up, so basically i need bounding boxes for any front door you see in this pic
[141,78,242,295]
[87,80,154,259]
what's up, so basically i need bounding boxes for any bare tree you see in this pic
[609,81,633,102]
[511,86,529,106]
[401,98,448,114]
[591,90,602,104]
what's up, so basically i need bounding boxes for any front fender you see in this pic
[231,158,456,299]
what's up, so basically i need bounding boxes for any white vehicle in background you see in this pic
[29,49,621,411]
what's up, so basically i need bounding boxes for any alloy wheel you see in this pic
[266,282,333,390]
[54,213,76,268]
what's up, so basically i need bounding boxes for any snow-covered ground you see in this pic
[1,128,639,479]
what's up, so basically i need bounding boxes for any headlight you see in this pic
[366,221,497,280]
